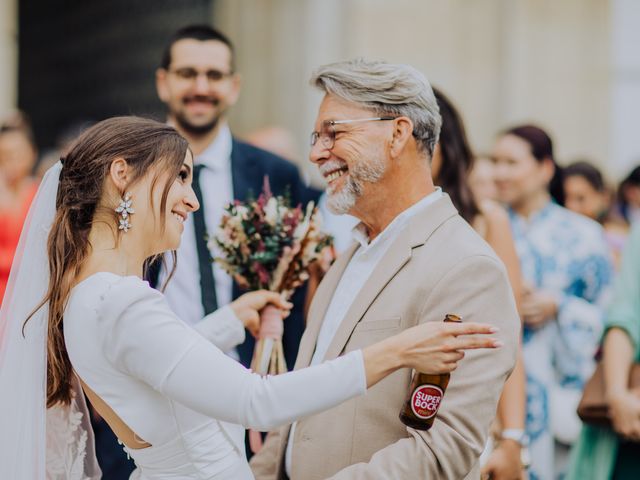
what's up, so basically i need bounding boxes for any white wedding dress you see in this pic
[64,272,366,480]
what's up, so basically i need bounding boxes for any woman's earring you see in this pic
[115,192,134,233]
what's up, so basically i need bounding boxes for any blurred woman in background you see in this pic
[567,224,640,480]
[616,165,640,227]
[563,161,609,221]
[563,161,628,268]
[0,112,39,304]
[492,124,614,479]
[469,154,499,203]
[432,88,528,480]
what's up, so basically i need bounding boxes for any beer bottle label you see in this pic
[411,385,444,419]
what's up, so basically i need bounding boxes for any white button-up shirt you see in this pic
[160,125,234,331]
[285,188,443,475]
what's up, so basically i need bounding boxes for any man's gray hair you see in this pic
[310,58,441,157]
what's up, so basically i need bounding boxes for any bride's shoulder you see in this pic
[68,272,162,321]
[74,272,154,298]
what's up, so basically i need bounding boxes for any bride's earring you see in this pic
[115,192,134,233]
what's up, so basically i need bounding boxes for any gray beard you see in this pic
[326,178,359,215]
[326,155,386,215]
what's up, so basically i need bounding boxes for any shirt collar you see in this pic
[351,187,443,249]
[195,123,233,171]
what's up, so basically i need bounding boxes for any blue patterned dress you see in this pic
[508,202,613,480]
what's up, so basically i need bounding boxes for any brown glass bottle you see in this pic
[399,314,462,431]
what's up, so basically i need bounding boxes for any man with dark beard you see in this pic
[151,25,314,371]
[91,26,315,478]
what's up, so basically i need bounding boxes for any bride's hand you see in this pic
[397,322,501,373]
[362,321,501,388]
[230,291,293,338]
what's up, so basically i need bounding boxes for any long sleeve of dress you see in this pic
[193,305,246,353]
[99,278,367,432]
[553,231,614,386]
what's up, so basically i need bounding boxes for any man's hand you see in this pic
[481,440,525,480]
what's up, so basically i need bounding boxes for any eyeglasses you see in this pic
[310,117,396,149]
[168,67,234,84]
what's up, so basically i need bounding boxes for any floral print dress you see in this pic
[508,202,613,480]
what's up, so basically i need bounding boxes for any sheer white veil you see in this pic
[0,162,101,479]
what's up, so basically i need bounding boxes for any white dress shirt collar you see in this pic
[350,187,443,250]
[197,123,233,171]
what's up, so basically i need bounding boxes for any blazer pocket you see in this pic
[353,317,402,332]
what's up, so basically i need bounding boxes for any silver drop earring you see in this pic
[115,192,135,232]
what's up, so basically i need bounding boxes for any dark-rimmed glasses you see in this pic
[310,117,396,149]
[168,67,234,84]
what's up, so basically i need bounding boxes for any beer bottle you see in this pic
[399,314,462,431]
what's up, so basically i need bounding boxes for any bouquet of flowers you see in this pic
[211,179,332,376]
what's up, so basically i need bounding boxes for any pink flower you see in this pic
[253,262,270,287]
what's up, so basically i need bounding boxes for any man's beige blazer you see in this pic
[250,195,520,479]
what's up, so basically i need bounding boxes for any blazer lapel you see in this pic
[406,194,460,249]
[294,243,359,369]
[321,194,460,362]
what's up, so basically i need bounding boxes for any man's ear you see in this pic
[389,116,414,158]
[226,73,242,107]
[109,158,130,192]
[156,68,170,103]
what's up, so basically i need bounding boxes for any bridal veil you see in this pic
[0,161,100,479]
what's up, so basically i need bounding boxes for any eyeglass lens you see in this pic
[310,122,335,148]
[172,68,230,82]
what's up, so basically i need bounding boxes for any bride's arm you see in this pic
[103,281,498,431]
[193,306,245,353]
[164,339,367,431]
[105,286,366,430]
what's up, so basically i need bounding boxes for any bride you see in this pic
[0,116,500,479]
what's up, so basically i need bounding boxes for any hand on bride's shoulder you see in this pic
[230,291,293,338]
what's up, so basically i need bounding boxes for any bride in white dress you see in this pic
[0,117,500,480]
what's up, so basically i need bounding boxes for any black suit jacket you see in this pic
[148,138,320,369]
[230,139,321,369]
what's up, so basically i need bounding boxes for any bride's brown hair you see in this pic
[27,116,189,407]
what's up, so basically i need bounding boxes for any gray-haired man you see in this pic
[250,59,519,479]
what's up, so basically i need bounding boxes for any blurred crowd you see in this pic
[2,23,639,480]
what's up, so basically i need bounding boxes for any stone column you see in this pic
[610,0,640,178]
[212,0,346,185]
